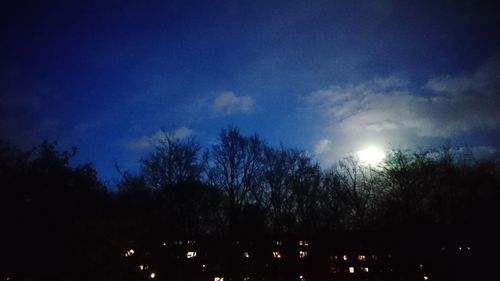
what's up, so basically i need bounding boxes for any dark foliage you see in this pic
[1,129,499,280]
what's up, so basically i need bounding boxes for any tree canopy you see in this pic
[2,129,499,280]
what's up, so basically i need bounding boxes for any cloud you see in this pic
[314,139,332,155]
[469,145,498,159]
[309,59,500,165]
[127,127,193,150]
[213,91,255,114]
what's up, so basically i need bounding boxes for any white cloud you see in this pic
[127,127,193,150]
[309,59,500,165]
[171,127,193,139]
[314,139,332,155]
[213,91,255,114]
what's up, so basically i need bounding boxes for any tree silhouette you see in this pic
[1,141,113,281]
[4,130,500,280]
[140,131,204,190]
[207,127,266,235]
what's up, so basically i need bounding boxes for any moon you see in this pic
[357,146,386,166]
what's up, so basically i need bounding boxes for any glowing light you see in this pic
[149,272,156,279]
[361,267,369,272]
[299,251,308,258]
[139,265,149,271]
[299,275,306,281]
[274,241,282,246]
[349,267,355,273]
[299,240,309,246]
[343,255,348,261]
[214,277,224,281]
[272,251,282,258]
[357,146,385,166]
[423,276,429,280]
[124,249,135,257]
[358,255,366,261]
[243,251,250,258]
[187,251,197,258]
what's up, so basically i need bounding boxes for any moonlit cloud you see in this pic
[314,139,332,155]
[213,91,255,114]
[127,127,193,150]
[310,58,500,165]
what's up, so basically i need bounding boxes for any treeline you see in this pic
[1,127,499,280]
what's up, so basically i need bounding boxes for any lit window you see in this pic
[243,277,251,281]
[358,255,366,261]
[299,240,309,246]
[349,267,355,273]
[187,240,196,245]
[243,251,250,258]
[187,251,197,258]
[124,249,135,257]
[423,276,429,280]
[330,266,339,273]
[343,255,348,261]
[214,277,224,281]
[162,242,166,246]
[272,251,282,258]
[139,265,149,271]
[361,267,369,272]
[149,272,156,279]
[299,275,306,281]
[299,251,308,258]
[274,240,283,246]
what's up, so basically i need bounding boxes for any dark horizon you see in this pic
[2,131,499,280]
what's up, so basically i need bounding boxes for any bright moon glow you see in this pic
[357,147,386,166]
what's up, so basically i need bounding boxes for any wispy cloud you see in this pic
[309,58,500,165]
[127,127,193,150]
[212,91,255,114]
[314,139,332,155]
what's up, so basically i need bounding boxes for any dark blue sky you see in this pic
[1,0,499,184]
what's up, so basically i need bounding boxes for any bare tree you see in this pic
[207,127,265,234]
[289,152,322,234]
[333,156,378,230]
[140,131,203,189]
[259,146,304,234]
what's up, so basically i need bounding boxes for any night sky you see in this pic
[1,0,499,184]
